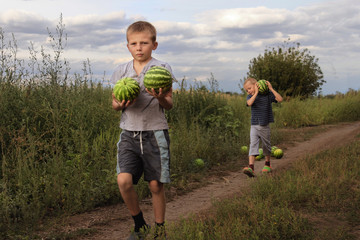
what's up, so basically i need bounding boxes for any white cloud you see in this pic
[197,7,290,29]
[0,0,359,94]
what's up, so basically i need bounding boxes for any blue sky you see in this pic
[0,0,359,94]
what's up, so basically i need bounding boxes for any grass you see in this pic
[166,138,360,240]
[274,92,360,128]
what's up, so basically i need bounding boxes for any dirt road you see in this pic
[46,121,360,240]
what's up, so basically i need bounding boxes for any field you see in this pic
[166,132,360,240]
[0,29,360,239]
[0,70,359,239]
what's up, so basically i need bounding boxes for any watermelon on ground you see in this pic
[256,154,264,161]
[240,146,248,155]
[257,79,269,94]
[273,148,284,159]
[271,146,278,157]
[256,148,264,160]
[194,158,205,168]
[193,158,205,171]
[259,148,263,155]
[144,66,173,93]
[113,77,140,102]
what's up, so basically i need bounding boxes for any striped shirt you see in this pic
[247,92,277,126]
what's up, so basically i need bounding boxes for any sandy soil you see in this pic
[41,121,360,240]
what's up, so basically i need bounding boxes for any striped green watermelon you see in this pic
[258,79,269,94]
[113,77,140,102]
[273,148,283,159]
[271,146,278,157]
[240,146,248,155]
[144,66,173,93]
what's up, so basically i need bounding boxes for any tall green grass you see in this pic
[168,80,251,176]
[167,138,360,240]
[274,92,360,128]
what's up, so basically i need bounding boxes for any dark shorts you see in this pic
[116,130,171,184]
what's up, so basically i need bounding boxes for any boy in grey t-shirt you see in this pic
[111,21,175,239]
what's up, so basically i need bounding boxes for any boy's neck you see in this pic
[133,57,153,76]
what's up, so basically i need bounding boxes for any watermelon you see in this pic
[113,77,140,102]
[271,146,278,157]
[259,148,263,155]
[273,148,283,159]
[193,158,205,171]
[257,79,269,94]
[194,158,205,168]
[256,148,265,160]
[240,146,248,155]
[144,66,173,93]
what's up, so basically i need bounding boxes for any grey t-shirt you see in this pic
[110,58,175,131]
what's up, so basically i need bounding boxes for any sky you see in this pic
[0,0,359,95]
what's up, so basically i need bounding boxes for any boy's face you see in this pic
[127,31,158,64]
[244,82,256,95]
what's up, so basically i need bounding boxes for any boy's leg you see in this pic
[149,180,166,223]
[142,130,170,221]
[265,155,271,164]
[149,180,167,238]
[244,125,260,177]
[249,155,256,166]
[118,173,149,236]
[243,155,256,177]
[259,125,272,172]
[262,155,272,173]
[117,173,141,216]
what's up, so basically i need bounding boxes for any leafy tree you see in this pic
[245,40,325,97]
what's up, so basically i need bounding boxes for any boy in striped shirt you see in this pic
[243,78,283,177]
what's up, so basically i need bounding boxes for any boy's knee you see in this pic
[149,180,163,194]
[117,173,133,191]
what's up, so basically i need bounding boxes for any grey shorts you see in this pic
[116,130,170,184]
[249,125,271,156]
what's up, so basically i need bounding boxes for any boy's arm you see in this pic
[146,87,173,110]
[246,83,259,106]
[266,81,283,102]
[247,93,257,106]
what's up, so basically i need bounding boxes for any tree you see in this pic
[245,39,325,97]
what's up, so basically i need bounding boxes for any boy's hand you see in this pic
[112,93,134,111]
[254,82,259,95]
[146,87,171,99]
[265,81,283,103]
[146,87,173,110]
[266,81,274,90]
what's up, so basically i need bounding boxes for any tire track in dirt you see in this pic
[46,122,360,240]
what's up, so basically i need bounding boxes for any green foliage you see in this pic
[168,139,360,240]
[0,18,121,238]
[274,92,360,128]
[246,39,325,97]
[169,79,250,177]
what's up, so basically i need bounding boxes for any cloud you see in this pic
[0,0,359,94]
[197,7,290,29]
[0,9,51,34]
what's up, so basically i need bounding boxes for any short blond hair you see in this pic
[244,78,257,86]
[126,21,157,42]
